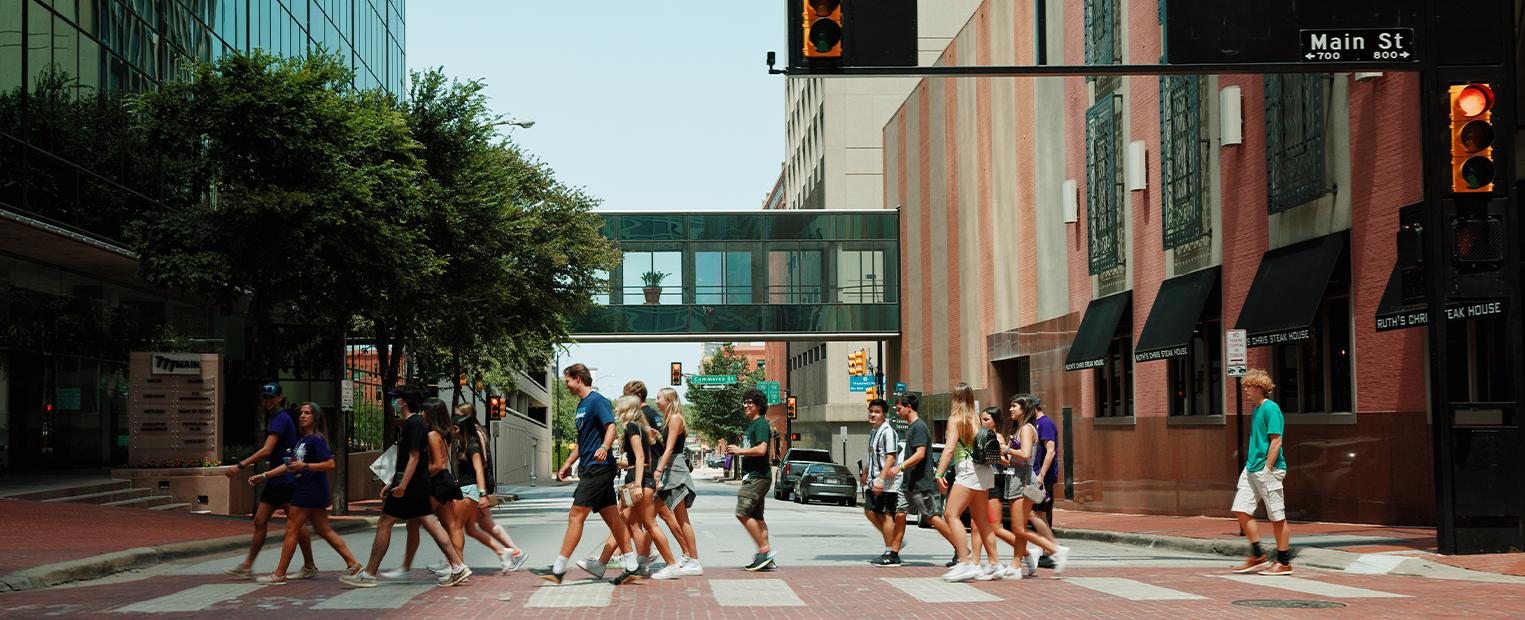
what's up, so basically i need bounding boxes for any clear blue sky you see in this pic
[406,2,785,396]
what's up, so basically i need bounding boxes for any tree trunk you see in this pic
[451,351,463,407]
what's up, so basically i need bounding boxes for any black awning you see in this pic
[1375,265,1428,331]
[1134,266,1221,362]
[1235,232,1347,347]
[1064,291,1132,371]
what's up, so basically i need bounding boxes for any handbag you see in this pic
[1022,477,1047,503]
[369,443,399,484]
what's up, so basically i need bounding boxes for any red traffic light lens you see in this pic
[1457,84,1494,117]
[809,0,840,12]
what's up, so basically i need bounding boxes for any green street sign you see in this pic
[690,374,737,387]
[757,381,782,405]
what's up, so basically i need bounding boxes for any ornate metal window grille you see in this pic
[1160,75,1208,249]
[1265,73,1328,214]
[1087,95,1122,275]
[1085,0,1121,74]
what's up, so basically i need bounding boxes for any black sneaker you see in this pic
[531,568,565,585]
[1038,555,1056,569]
[745,551,776,572]
[872,552,902,568]
[609,568,643,585]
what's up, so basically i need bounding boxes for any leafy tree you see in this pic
[685,343,766,443]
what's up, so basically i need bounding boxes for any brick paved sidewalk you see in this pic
[1050,508,1525,576]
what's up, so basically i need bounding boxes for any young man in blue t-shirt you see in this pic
[533,363,640,585]
[1230,369,1292,576]
[221,382,315,578]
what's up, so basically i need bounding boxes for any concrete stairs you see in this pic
[5,479,191,512]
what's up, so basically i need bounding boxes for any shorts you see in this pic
[1003,466,1037,501]
[867,490,905,515]
[906,488,946,519]
[623,468,658,490]
[459,484,484,501]
[1231,468,1287,522]
[953,459,994,491]
[736,476,770,519]
[430,472,463,504]
[573,464,618,511]
[260,482,296,507]
[382,477,434,520]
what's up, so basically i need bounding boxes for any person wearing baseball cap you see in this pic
[223,382,317,579]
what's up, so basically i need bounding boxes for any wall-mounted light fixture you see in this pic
[1062,179,1079,223]
[1220,86,1243,146]
[1126,141,1147,192]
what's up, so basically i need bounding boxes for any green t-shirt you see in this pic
[740,416,772,477]
[1246,399,1287,472]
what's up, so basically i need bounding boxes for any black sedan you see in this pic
[792,463,858,507]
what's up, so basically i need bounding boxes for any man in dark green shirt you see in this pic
[726,389,776,571]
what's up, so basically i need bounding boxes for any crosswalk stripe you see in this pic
[525,582,613,608]
[1344,554,1409,575]
[114,584,264,613]
[709,579,805,606]
[881,578,1002,603]
[1065,577,1207,601]
[311,584,435,609]
[1219,575,1409,598]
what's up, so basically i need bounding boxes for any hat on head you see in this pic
[385,384,425,408]
[260,382,282,398]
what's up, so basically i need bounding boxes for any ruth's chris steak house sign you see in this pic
[128,352,223,466]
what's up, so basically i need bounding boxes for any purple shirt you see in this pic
[1033,415,1060,484]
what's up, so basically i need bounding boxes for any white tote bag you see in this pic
[369,443,399,484]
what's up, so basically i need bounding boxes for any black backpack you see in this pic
[972,428,1001,465]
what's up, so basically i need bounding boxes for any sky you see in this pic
[406,2,786,397]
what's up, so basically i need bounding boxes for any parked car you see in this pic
[774,448,834,500]
[793,463,857,506]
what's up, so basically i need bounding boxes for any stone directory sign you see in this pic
[127,352,223,466]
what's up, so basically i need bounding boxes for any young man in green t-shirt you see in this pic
[1229,369,1292,575]
[725,389,776,571]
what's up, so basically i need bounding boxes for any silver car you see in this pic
[793,463,858,507]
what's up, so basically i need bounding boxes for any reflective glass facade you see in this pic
[0,0,407,242]
[572,211,900,341]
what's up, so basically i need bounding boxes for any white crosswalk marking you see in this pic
[881,578,1002,603]
[311,584,435,609]
[1344,554,1409,575]
[1065,577,1207,601]
[709,579,805,606]
[1220,575,1409,598]
[114,584,264,613]
[525,582,613,608]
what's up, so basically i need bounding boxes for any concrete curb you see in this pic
[1054,527,1525,584]
[0,518,374,592]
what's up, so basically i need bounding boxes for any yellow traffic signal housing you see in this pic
[787,395,799,420]
[670,361,683,386]
[803,0,843,58]
[1450,83,1497,193]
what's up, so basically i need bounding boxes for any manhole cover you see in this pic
[1233,599,1347,609]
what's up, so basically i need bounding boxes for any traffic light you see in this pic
[847,349,868,376]
[1450,83,1497,193]
[790,432,801,441]
[670,362,682,386]
[786,395,798,420]
[487,396,503,421]
[802,0,842,59]
[865,385,878,402]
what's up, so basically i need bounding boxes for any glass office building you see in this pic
[0,0,405,472]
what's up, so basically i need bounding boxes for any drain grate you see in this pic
[1233,599,1348,609]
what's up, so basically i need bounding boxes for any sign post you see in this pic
[1226,329,1248,470]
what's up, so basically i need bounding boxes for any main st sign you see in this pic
[1301,28,1416,62]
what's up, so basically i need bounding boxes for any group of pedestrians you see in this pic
[857,386,1070,582]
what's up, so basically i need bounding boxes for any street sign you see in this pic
[895,381,907,393]
[1300,28,1415,63]
[758,381,782,405]
[341,379,353,410]
[1226,329,1248,377]
[849,375,876,393]
[690,374,737,389]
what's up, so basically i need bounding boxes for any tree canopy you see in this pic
[684,344,767,443]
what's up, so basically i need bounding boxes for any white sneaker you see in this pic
[973,564,1001,581]
[576,557,607,579]
[1025,547,1041,576]
[680,557,704,576]
[1001,565,1024,580]
[940,563,965,580]
[652,564,684,580]
[426,561,450,576]
[378,567,413,579]
[1053,546,1071,575]
[944,563,982,583]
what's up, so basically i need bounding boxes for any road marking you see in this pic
[1065,578,1207,601]
[114,584,264,613]
[709,579,804,606]
[1220,575,1409,598]
[311,584,435,609]
[881,578,1002,603]
[1344,554,1409,575]
[525,582,613,608]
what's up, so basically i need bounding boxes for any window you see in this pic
[1168,318,1223,417]
[695,251,752,304]
[1160,75,1208,249]
[620,251,682,305]
[1095,331,1133,417]
[837,249,886,303]
[1084,0,1121,68]
[1265,73,1328,213]
[1086,94,1123,275]
[769,250,823,303]
[1270,291,1352,414]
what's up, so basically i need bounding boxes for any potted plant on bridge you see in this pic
[641,270,668,304]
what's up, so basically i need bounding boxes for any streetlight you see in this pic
[490,117,535,132]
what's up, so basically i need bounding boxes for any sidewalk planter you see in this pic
[110,467,253,516]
